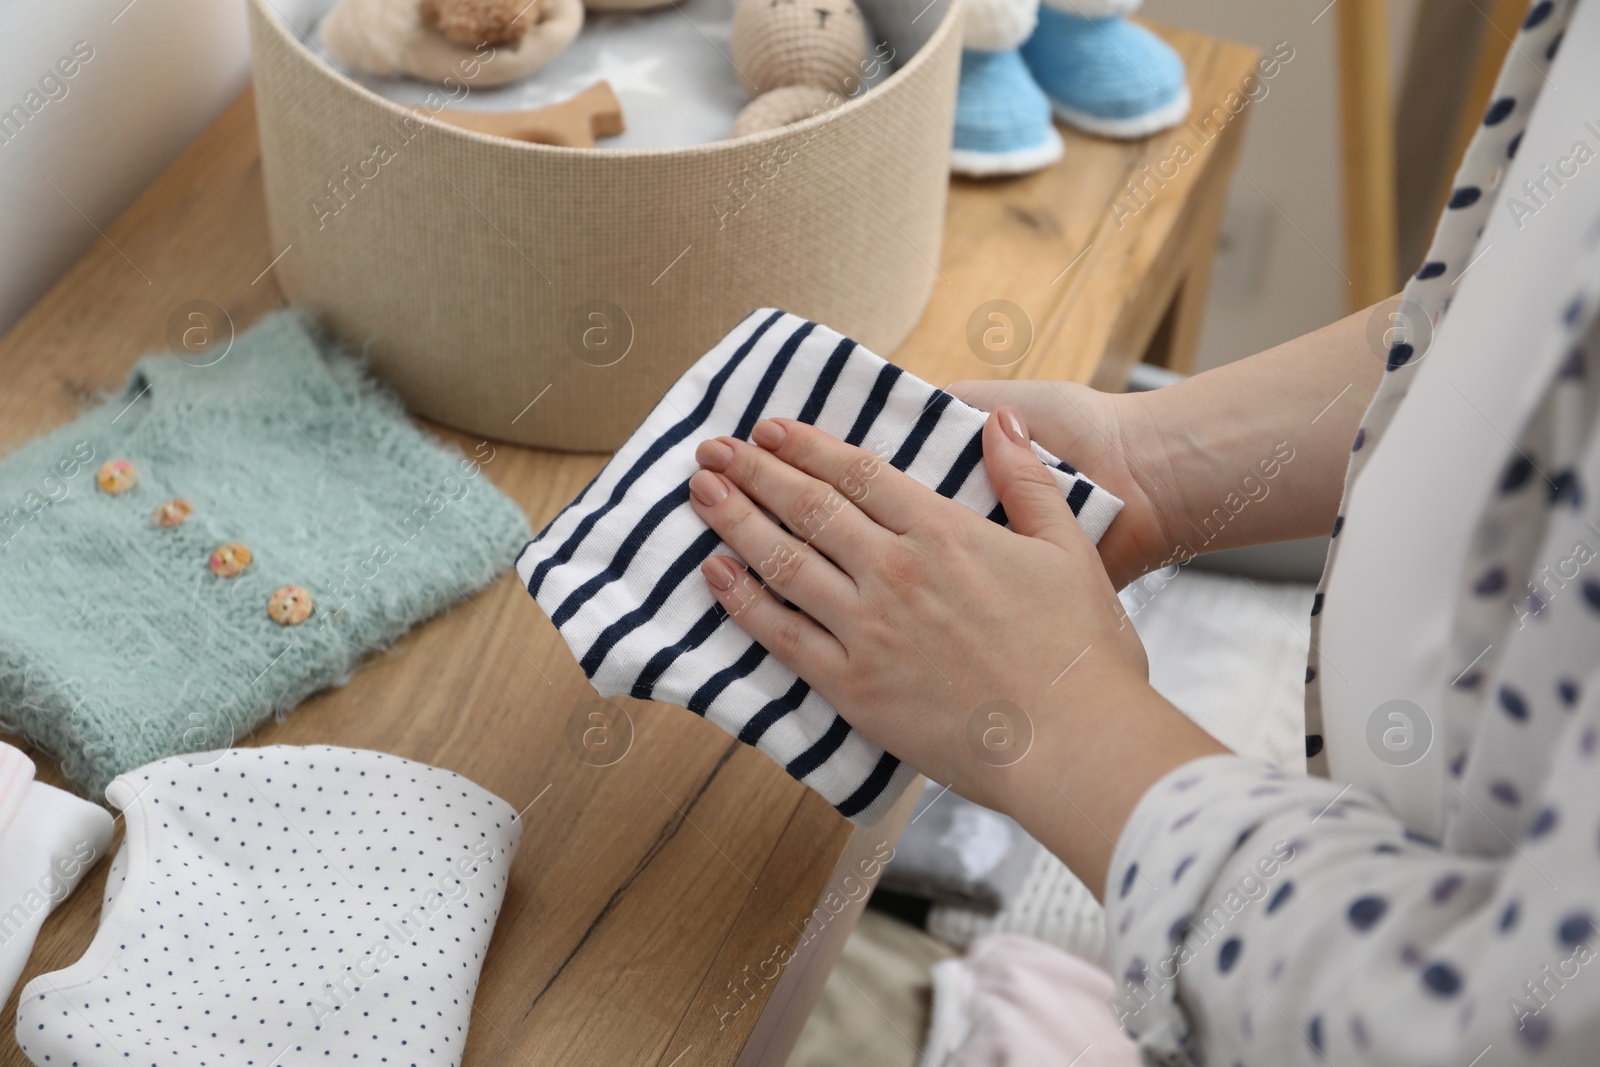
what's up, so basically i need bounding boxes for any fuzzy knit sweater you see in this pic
[0,312,530,797]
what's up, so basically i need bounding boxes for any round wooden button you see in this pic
[96,459,138,495]
[268,585,314,626]
[208,541,253,578]
[152,498,192,527]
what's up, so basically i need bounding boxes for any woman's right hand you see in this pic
[947,379,1180,589]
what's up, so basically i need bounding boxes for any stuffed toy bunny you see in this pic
[729,0,876,136]
[322,0,588,85]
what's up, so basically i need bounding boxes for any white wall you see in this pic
[1141,0,1417,370]
[0,0,251,333]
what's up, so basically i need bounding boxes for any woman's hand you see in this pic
[946,380,1180,590]
[688,410,1226,889]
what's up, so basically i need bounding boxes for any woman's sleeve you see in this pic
[1106,702,1600,1066]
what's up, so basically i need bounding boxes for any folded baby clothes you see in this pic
[925,934,1138,1067]
[0,742,115,1007]
[517,309,1123,824]
[0,313,531,796]
[17,745,521,1067]
[879,781,1039,913]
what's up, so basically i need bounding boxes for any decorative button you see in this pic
[152,498,192,528]
[96,459,138,495]
[208,542,253,578]
[268,585,314,626]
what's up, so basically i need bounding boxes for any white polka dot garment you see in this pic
[1109,2,1600,1065]
[15,746,521,1067]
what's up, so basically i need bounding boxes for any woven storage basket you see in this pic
[247,0,961,451]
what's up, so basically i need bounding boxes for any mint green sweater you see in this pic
[0,313,531,797]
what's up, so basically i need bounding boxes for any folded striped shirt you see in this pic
[516,310,1123,824]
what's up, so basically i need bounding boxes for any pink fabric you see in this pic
[0,741,35,841]
[927,934,1138,1067]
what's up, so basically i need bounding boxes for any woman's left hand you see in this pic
[688,408,1166,814]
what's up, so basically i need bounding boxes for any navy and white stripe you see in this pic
[516,310,1123,824]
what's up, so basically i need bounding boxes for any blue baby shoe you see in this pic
[1021,3,1190,139]
[951,48,1065,177]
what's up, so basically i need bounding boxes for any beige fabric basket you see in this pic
[247,0,961,451]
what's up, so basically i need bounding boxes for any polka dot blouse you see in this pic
[15,746,520,1067]
[1108,2,1600,1064]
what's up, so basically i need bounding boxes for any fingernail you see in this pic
[695,438,735,472]
[690,470,729,507]
[752,419,786,450]
[702,556,737,591]
[1000,407,1029,446]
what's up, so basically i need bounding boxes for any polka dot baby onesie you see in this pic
[516,309,1124,825]
[16,746,521,1067]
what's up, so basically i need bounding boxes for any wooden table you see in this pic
[0,24,1255,1067]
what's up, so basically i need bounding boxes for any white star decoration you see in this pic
[571,49,666,96]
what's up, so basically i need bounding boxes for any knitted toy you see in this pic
[322,0,587,86]
[729,0,873,136]
[1021,0,1189,139]
[951,0,1061,177]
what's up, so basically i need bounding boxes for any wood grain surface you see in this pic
[0,23,1255,1066]
[907,26,1258,384]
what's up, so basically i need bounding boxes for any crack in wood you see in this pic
[521,738,742,1020]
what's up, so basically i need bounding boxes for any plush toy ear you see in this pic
[324,0,582,86]
[322,0,424,77]
[402,0,584,84]
[423,0,535,47]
